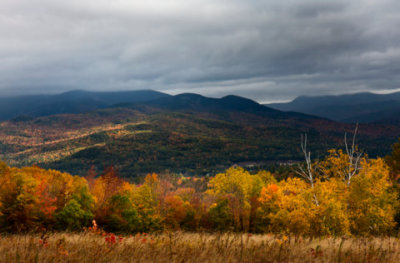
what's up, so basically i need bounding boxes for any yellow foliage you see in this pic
[347,158,397,235]
[258,152,398,236]
[207,167,272,231]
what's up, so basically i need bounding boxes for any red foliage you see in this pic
[35,180,57,218]
[104,233,123,245]
[105,233,116,245]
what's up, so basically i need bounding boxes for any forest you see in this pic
[2,105,399,178]
[1,136,400,237]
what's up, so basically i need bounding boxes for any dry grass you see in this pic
[0,232,399,263]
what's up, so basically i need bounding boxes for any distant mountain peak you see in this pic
[174,93,207,100]
[221,95,259,104]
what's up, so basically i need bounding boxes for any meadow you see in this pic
[1,232,399,263]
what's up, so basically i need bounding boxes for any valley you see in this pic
[1,91,400,177]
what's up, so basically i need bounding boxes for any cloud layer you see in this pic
[1,0,400,102]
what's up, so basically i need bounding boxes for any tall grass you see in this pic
[0,232,399,262]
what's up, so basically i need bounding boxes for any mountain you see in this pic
[1,92,399,177]
[0,90,170,121]
[119,93,323,124]
[267,92,400,123]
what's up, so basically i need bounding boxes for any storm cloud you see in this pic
[1,0,400,102]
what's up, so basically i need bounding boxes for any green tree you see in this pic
[208,199,234,231]
[103,193,140,232]
[55,199,93,231]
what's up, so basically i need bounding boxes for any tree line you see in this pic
[1,138,400,236]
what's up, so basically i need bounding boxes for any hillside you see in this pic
[267,91,400,123]
[0,89,170,121]
[1,93,400,177]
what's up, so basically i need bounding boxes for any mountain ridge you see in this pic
[0,89,170,121]
[267,91,400,123]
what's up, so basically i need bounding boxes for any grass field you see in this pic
[1,232,400,263]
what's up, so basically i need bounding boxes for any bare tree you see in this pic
[343,124,363,186]
[295,124,363,206]
[296,134,319,206]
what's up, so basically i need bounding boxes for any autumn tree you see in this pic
[385,137,400,229]
[347,158,397,235]
[206,167,275,231]
[91,166,124,224]
[102,192,141,232]
[0,164,94,232]
[0,167,38,232]
[258,148,398,236]
[130,173,163,232]
[208,198,234,231]
[258,178,316,235]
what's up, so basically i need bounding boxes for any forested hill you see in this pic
[0,91,400,177]
[118,93,324,123]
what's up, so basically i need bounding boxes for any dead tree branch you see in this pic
[344,124,362,186]
[296,134,319,206]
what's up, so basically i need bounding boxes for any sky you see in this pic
[1,0,400,103]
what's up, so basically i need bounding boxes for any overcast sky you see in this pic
[1,0,400,103]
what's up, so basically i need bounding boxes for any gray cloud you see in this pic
[1,0,400,102]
